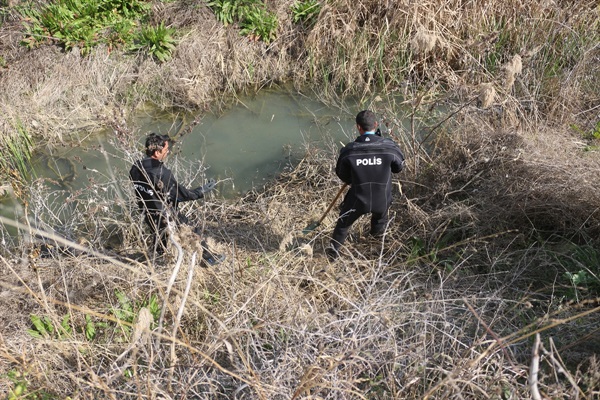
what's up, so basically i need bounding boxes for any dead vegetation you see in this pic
[0,0,598,144]
[1,121,600,398]
[1,0,600,398]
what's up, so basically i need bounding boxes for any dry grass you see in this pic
[0,0,597,143]
[1,0,600,398]
[1,117,600,397]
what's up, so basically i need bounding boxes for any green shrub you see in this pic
[208,0,278,43]
[239,5,277,44]
[291,0,320,26]
[207,0,260,26]
[130,22,177,62]
[19,0,151,55]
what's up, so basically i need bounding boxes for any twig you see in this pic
[169,251,198,386]
[155,223,184,348]
[463,298,517,366]
[544,337,586,399]
[444,170,484,200]
[419,97,478,147]
[529,333,542,400]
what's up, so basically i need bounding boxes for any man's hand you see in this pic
[193,179,217,198]
[202,178,217,193]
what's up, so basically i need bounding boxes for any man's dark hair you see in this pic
[145,133,171,157]
[356,110,377,132]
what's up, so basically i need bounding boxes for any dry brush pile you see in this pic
[1,122,600,398]
[1,0,600,399]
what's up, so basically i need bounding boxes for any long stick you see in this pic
[318,184,348,225]
[303,184,348,234]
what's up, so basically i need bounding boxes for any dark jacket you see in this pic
[129,158,203,217]
[336,134,405,213]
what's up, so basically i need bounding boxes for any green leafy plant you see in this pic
[83,314,97,341]
[6,369,56,400]
[291,0,320,26]
[145,293,161,321]
[130,22,177,62]
[563,269,599,300]
[558,244,600,300]
[19,0,152,55]
[571,121,600,151]
[27,314,71,339]
[405,233,462,273]
[110,290,160,339]
[207,0,260,26]
[406,235,425,266]
[208,0,278,43]
[111,289,135,336]
[239,5,277,44]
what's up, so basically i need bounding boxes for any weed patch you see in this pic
[20,0,151,55]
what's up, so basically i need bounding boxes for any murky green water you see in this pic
[1,89,364,238]
[136,89,357,195]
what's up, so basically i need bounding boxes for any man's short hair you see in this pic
[356,110,377,132]
[145,133,171,157]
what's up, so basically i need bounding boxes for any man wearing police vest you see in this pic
[326,110,405,261]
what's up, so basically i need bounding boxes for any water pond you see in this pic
[1,89,370,238]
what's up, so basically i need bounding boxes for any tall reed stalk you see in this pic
[0,120,35,197]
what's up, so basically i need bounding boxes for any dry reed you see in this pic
[1,0,600,398]
[2,114,600,397]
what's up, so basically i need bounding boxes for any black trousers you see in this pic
[144,212,170,256]
[144,211,214,259]
[331,204,389,250]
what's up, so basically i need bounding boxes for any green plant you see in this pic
[111,289,135,337]
[587,121,600,140]
[83,314,97,341]
[571,121,600,151]
[130,22,177,62]
[145,293,161,321]
[239,5,278,43]
[19,0,151,55]
[208,0,278,43]
[6,369,56,400]
[203,289,220,304]
[110,290,160,339]
[556,244,600,301]
[572,120,600,141]
[27,314,71,339]
[291,0,320,26]
[483,22,514,74]
[207,0,260,26]
[0,120,35,189]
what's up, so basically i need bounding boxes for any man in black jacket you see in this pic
[129,133,223,265]
[327,110,405,260]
